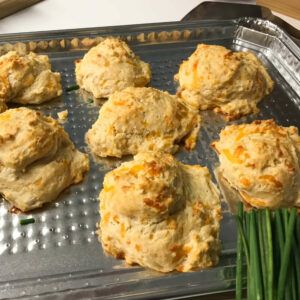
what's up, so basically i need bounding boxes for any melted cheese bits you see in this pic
[212,120,300,208]
[0,108,89,211]
[0,51,62,105]
[86,87,200,157]
[75,38,151,98]
[175,44,274,120]
[98,152,221,272]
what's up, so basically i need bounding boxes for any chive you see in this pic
[65,84,79,92]
[291,258,297,300]
[282,209,292,300]
[20,218,35,225]
[283,208,289,235]
[248,212,255,300]
[296,217,300,248]
[87,98,93,103]
[292,221,300,300]
[236,202,243,300]
[257,211,267,295]
[271,213,279,300]
[236,216,249,266]
[245,212,253,300]
[245,212,251,260]
[235,207,299,300]
[277,208,297,300]
[236,214,251,298]
[264,209,274,300]
[275,210,284,254]
[274,209,285,295]
[249,210,264,300]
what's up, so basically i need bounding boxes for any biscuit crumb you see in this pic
[57,110,68,121]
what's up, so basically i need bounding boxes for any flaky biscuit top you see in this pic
[75,38,151,98]
[0,51,62,104]
[0,107,89,212]
[212,120,300,208]
[86,87,200,157]
[0,107,67,169]
[175,44,274,119]
[99,152,221,272]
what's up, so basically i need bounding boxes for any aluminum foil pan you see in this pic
[0,18,299,299]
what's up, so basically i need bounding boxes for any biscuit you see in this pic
[0,51,62,105]
[0,108,89,211]
[175,44,274,120]
[98,152,221,272]
[0,102,7,113]
[212,120,300,208]
[86,87,200,157]
[75,38,151,98]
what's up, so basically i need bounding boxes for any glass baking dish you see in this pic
[0,18,299,299]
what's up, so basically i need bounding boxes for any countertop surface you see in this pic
[0,0,299,34]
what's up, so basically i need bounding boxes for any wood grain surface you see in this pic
[257,0,300,20]
[0,0,42,20]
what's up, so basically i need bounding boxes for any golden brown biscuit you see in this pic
[0,108,89,212]
[0,51,62,104]
[175,44,274,120]
[0,102,7,113]
[0,51,62,105]
[98,152,221,272]
[86,87,200,158]
[212,120,300,209]
[75,38,151,98]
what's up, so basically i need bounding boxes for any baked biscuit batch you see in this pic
[0,37,290,273]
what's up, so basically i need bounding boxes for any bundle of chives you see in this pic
[235,203,299,300]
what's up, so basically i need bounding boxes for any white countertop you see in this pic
[0,0,299,34]
[0,0,252,34]
[0,0,202,34]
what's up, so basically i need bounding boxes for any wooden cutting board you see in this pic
[0,0,42,20]
[257,0,300,20]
